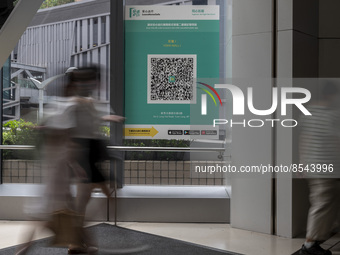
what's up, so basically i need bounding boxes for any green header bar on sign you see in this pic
[125,5,219,21]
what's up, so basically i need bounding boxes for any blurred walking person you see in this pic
[64,66,124,254]
[299,82,340,255]
[15,65,124,255]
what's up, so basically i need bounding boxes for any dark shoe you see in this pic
[299,242,332,255]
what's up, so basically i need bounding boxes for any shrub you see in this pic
[98,126,190,160]
[2,119,39,159]
[123,139,190,161]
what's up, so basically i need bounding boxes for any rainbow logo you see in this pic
[197,82,222,115]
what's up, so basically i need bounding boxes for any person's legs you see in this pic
[68,139,98,253]
[306,179,338,241]
[300,178,338,255]
[76,183,92,216]
[68,183,97,254]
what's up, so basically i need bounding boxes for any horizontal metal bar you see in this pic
[0,145,225,153]
[107,146,225,152]
[155,0,192,5]
[0,145,35,150]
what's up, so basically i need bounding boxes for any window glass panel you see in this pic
[2,0,111,184]
[1,0,232,187]
[123,0,231,186]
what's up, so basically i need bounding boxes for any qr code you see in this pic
[147,55,197,104]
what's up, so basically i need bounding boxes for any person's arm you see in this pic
[101,115,125,122]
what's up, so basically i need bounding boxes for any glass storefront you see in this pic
[0,0,232,191]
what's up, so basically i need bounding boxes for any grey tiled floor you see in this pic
[0,221,309,255]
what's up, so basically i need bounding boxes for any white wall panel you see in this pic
[233,0,272,36]
[232,33,272,78]
[231,32,273,234]
[278,0,292,31]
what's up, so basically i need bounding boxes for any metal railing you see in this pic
[0,144,226,160]
[0,145,225,152]
[107,146,225,153]
[0,145,35,150]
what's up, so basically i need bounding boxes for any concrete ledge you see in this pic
[0,184,230,223]
[0,184,107,221]
[110,186,230,223]
[115,185,229,198]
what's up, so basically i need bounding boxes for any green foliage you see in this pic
[2,119,38,159]
[40,0,75,9]
[13,0,75,8]
[124,139,190,161]
[1,120,190,160]
[74,125,190,160]
[99,126,110,137]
